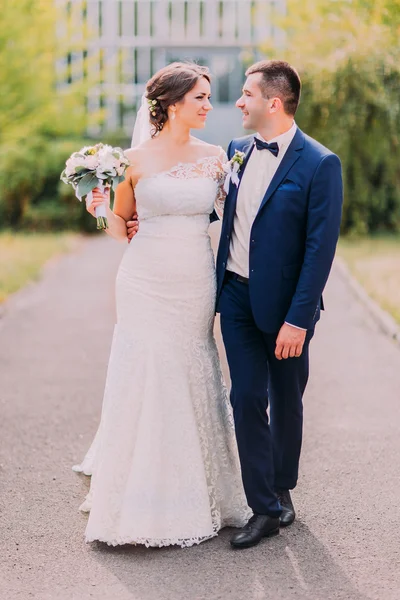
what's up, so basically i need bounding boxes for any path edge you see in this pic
[334,256,400,347]
[0,234,86,321]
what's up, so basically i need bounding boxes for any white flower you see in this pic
[65,154,86,176]
[84,154,99,170]
[223,150,246,193]
[97,160,114,176]
[97,147,120,174]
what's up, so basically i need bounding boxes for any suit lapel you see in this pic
[226,139,255,224]
[237,140,255,183]
[256,128,305,216]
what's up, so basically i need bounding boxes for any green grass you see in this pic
[338,235,400,324]
[0,232,80,303]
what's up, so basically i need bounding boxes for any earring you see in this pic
[171,111,176,121]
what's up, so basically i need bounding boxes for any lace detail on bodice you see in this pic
[135,147,227,220]
[144,147,226,181]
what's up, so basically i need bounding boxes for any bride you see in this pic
[73,62,250,547]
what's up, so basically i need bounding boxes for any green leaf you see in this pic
[112,175,125,189]
[77,172,98,197]
[75,166,89,175]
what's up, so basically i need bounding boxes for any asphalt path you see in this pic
[1,225,399,600]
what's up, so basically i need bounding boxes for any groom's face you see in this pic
[236,73,270,131]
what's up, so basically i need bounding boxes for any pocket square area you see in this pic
[277,180,302,192]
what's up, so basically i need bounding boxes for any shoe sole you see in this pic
[230,527,280,550]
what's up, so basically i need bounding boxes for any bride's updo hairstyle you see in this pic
[146,62,211,137]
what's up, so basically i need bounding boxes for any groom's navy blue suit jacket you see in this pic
[214,128,343,332]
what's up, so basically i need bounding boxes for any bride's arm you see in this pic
[88,163,139,242]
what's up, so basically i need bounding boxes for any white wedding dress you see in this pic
[73,151,251,547]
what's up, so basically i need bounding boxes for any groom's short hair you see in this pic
[246,60,301,116]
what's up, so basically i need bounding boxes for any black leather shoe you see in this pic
[230,514,280,549]
[277,489,295,527]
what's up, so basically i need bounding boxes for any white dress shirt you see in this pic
[226,122,305,330]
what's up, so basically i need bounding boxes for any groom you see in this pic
[214,59,343,549]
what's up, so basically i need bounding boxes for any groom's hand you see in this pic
[275,323,307,360]
[127,213,139,243]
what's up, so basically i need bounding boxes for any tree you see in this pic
[264,0,400,234]
[0,0,99,145]
[0,0,99,228]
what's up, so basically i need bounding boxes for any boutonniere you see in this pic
[223,150,246,193]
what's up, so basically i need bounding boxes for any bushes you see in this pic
[0,0,102,233]
[20,201,91,232]
[0,136,97,232]
[266,0,400,235]
[296,56,400,235]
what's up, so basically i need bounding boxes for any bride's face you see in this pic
[174,77,213,129]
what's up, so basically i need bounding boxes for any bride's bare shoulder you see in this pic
[124,141,157,175]
[125,143,149,163]
[121,147,147,184]
[191,138,226,159]
[126,139,162,160]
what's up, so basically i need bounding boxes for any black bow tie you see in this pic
[254,137,279,157]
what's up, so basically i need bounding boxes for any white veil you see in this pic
[131,93,152,147]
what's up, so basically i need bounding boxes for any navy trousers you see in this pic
[218,277,314,517]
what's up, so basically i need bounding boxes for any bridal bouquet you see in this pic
[61,143,130,230]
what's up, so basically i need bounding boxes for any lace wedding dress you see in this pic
[73,151,251,547]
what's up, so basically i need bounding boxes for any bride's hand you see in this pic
[86,187,110,217]
[127,213,139,242]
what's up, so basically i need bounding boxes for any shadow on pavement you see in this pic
[89,521,370,600]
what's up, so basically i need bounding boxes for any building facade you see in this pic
[62,0,285,144]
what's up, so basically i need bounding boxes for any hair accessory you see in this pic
[147,98,157,117]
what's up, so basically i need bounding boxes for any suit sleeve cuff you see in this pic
[285,321,307,331]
